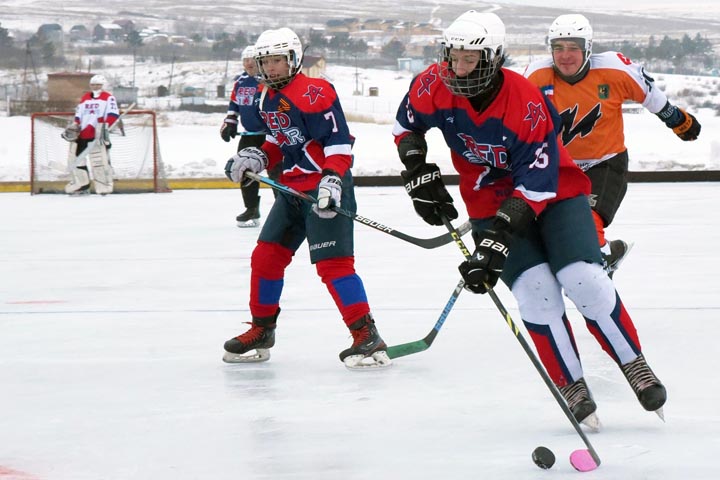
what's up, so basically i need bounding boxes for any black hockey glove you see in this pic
[458,197,535,294]
[459,222,511,294]
[220,115,238,142]
[656,102,701,141]
[401,163,458,226]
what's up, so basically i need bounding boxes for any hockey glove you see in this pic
[225,146,268,186]
[313,169,342,219]
[459,222,511,294]
[670,109,701,141]
[657,102,701,141]
[220,115,238,142]
[61,123,80,142]
[401,163,458,226]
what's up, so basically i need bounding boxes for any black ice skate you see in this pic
[602,239,632,277]
[236,206,260,228]
[339,314,392,370]
[222,311,278,363]
[621,354,667,420]
[559,378,600,431]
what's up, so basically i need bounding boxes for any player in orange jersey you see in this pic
[524,14,701,275]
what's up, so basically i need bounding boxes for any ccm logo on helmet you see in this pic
[405,169,441,193]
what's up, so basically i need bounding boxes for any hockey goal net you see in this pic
[30,110,171,194]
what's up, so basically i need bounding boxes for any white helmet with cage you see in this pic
[439,10,506,97]
[254,27,303,90]
[89,74,106,88]
[548,14,593,74]
[89,74,106,96]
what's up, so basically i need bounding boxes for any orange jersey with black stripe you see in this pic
[523,52,669,170]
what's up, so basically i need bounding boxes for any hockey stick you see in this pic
[244,171,471,249]
[386,278,464,359]
[440,215,601,472]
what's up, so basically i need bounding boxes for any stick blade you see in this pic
[386,340,429,359]
[569,449,600,472]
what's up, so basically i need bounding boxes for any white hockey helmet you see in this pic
[241,45,256,60]
[548,14,593,64]
[439,10,506,97]
[89,74,106,87]
[254,27,303,89]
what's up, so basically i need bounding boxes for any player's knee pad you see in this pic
[251,242,294,278]
[315,257,356,282]
[511,263,565,326]
[557,261,616,319]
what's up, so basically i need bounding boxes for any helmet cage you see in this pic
[438,45,504,97]
[254,28,303,90]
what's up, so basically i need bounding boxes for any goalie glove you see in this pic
[61,123,80,142]
[224,146,268,186]
[313,169,342,219]
[220,115,238,142]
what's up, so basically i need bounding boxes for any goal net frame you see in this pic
[29,110,171,194]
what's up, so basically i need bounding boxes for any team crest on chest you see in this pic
[416,71,437,97]
[598,84,610,99]
[523,101,547,130]
[303,85,324,104]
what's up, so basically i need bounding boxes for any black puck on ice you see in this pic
[532,446,556,469]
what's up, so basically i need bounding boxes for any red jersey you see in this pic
[394,66,589,219]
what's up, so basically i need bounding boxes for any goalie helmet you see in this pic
[438,10,506,97]
[89,74,106,87]
[254,27,303,90]
[548,14,593,75]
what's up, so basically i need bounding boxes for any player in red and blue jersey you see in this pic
[394,10,665,426]
[221,27,390,370]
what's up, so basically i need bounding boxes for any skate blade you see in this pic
[222,348,270,363]
[654,407,665,422]
[236,219,260,228]
[581,413,602,432]
[343,351,392,370]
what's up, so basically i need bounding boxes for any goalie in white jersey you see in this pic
[61,74,120,195]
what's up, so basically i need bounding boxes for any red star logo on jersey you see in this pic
[303,85,324,104]
[523,101,547,130]
[416,71,437,97]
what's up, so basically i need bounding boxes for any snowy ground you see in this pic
[1,182,719,480]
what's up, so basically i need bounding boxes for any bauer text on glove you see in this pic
[224,146,268,186]
[401,163,458,226]
[313,169,342,219]
[458,225,511,294]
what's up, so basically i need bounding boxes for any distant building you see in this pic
[46,71,94,111]
[69,25,91,42]
[37,24,63,44]
[303,56,327,79]
[93,23,124,42]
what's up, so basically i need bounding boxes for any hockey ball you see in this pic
[532,446,556,469]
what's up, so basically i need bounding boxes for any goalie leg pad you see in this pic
[88,144,114,194]
[65,166,90,194]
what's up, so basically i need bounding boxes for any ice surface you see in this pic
[1,182,719,479]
